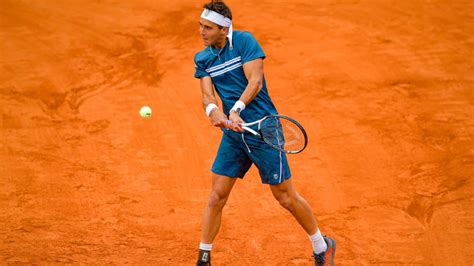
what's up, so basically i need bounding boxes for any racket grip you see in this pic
[226,120,244,126]
[225,120,244,129]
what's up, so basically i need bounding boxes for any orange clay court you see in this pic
[1,0,473,264]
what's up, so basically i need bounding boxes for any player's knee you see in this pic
[207,190,229,209]
[275,193,295,211]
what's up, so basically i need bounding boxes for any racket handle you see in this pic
[225,120,245,130]
[225,120,243,125]
[224,119,235,129]
[226,119,257,135]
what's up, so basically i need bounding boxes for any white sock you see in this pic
[199,242,213,251]
[309,229,327,254]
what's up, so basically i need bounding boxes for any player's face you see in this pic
[199,18,226,47]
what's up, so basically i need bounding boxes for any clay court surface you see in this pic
[1,0,473,264]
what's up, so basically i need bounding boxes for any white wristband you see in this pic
[205,103,218,117]
[230,100,245,114]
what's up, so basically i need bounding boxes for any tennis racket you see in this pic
[227,114,308,154]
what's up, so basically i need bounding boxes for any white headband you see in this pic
[201,8,233,49]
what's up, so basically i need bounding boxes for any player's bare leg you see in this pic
[201,173,236,242]
[270,178,336,264]
[197,173,237,264]
[270,178,317,234]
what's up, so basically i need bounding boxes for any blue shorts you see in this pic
[211,130,291,185]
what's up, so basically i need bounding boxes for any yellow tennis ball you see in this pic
[139,105,152,118]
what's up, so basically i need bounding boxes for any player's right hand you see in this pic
[209,109,231,129]
[228,111,245,133]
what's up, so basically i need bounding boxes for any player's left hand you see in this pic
[229,111,245,132]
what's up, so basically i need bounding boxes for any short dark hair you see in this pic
[203,0,232,29]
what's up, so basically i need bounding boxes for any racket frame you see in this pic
[240,114,308,154]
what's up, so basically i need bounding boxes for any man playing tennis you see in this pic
[194,1,336,265]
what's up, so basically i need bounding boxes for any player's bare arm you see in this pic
[240,58,264,104]
[228,58,264,130]
[200,76,229,129]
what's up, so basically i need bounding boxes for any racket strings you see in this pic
[260,117,306,152]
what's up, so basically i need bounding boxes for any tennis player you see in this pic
[193,1,335,265]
